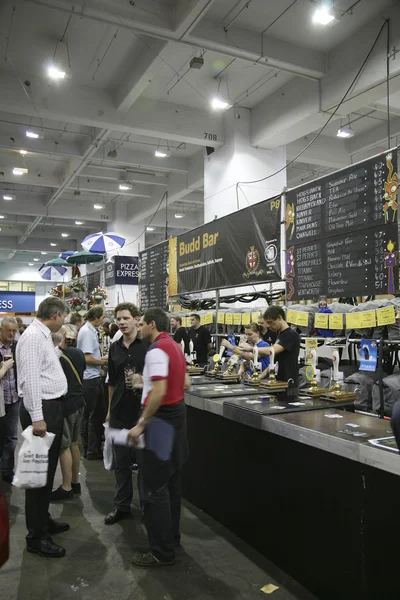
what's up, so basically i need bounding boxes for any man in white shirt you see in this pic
[16,297,70,558]
[77,306,108,460]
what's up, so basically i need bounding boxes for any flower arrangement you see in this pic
[69,297,84,309]
[88,286,108,305]
[71,281,86,293]
[49,285,63,298]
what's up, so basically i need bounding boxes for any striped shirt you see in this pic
[0,341,18,405]
[16,319,67,422]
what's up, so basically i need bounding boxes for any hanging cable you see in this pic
[234,19,390,209]
[123,191,168,250]
[386,19,391,148]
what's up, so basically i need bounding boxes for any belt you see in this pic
[43,396,66,402]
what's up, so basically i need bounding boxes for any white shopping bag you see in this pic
[13,426,55,489]
[103,422,115,471]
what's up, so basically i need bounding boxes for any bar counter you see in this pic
[183,381,400,600]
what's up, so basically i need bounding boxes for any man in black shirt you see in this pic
[256,306,300,386]
[258,313,278,346]
[50,325,86,501]
[171,316,189,355]
[104,302,147,525]
[188,314,212,365]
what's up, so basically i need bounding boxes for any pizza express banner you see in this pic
[171,197,281,294]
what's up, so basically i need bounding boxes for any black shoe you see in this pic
[132,551,175,567]
[131,464,138,473]
[27,538,66,558]
[71,482,81,494]
[86,454,103,461]
[2,472,13,484]
[104,509,132,525]
[48,519,70,534]
[50,486,73,502]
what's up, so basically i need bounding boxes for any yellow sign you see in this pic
[287,309,308,327]
[314,313,329,329]
[346,311,376,330]
[252,312,261,323]
[204,313,213,325]
[242,313,251,326]
[329,313,343,330]
[217,312,225,325]
[233,313,242,326]
[376,306,396,326]
[200,315,205,325]
[225,313,233,325]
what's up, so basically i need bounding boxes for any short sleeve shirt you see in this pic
[141,333,186,406]
[275,328,301,385]
[77,322,101,380]
[188,326,211,364]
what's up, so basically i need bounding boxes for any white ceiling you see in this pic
[0,0,399,268]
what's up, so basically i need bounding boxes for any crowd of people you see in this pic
[0,299,301,567]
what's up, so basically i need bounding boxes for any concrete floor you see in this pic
[0,460,318,600]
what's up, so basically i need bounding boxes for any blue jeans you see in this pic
[0,399,21,475]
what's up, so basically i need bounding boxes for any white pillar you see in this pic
[204,107,286,223]
[106,202,145,308]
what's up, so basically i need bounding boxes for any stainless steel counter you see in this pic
[185,392,400,477]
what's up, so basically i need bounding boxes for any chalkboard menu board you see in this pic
[139,241,169,311]
[87,270,101,291]
[286,150,399,299]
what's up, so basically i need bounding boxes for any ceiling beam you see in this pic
[0,133,82,158]
[286,135,351,169]
[348,116,400,157]
[71,177,153,198]
[174,0,217,38]
[79,166,168,186]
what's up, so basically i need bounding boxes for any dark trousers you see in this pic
[137,451,182,562]
[20,400,64,541]
[391,400,400,449]
[113,444,136,512]
[0,399,21,475]
[81,378,104,458]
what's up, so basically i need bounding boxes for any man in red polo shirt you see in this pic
[128,308,190,567]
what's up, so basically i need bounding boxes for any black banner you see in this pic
[139,241,169,310]
[286,150,399,299]
[175,197,281,293]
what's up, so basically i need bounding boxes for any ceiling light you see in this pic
[28,263,34,266]
[19,149,27,155]
[41,251,47,255]
[61,232,69,237]
[3,194,15,201]
[13,167,28,175]
[175,212,185,219]
[337,126,354,138]
[75,220,84,225]
[312,3,335,25]
[33,258,39,261]
[146,226,155,231]
[26,130,42,139]
[50,242,57,246]
[119,183,133,191]
[108,149,117,159]
[0,215,5,219]
[48,65,66,80]
[154,149,170,158]
[211,96,232,111]
[93,203,105,210]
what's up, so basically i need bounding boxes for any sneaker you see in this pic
[132,552,175,567]
[71,482,81,494]
[50,486,74,502]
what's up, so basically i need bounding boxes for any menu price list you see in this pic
[290,223,399,299]
[287,151,398,245]
[139,241,169,310]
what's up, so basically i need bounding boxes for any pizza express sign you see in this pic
[105,256,139,286]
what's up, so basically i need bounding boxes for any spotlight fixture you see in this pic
[154,149,170,158]
[337,125,354,139]
[25,130,43,139]
[19,149,27,155]
[119,183,133,191]
[33,257,39,261]
[146,226,155,231]
[75,220,84,225]
[211,96,231,111]
[0,215,5,219]
[108,149,117,159]
[174,211,185,219]
[312,2,336,25]
[28,263,34,266]
[48,65,66,80]
[50,242,57,246]
[3,194,15,201]
[61,232,69,237]
[13,167,28,175]
[94,203,105,210]
[41,251,47,255]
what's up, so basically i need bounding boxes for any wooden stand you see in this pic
[206,362,222,378]
[188,365,204,375]
[259,371,289,391]
[302,377,327,398]
[216,362,240,381]
[321,380,356,403]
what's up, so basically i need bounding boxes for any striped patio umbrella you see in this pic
[81,232,125,254]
